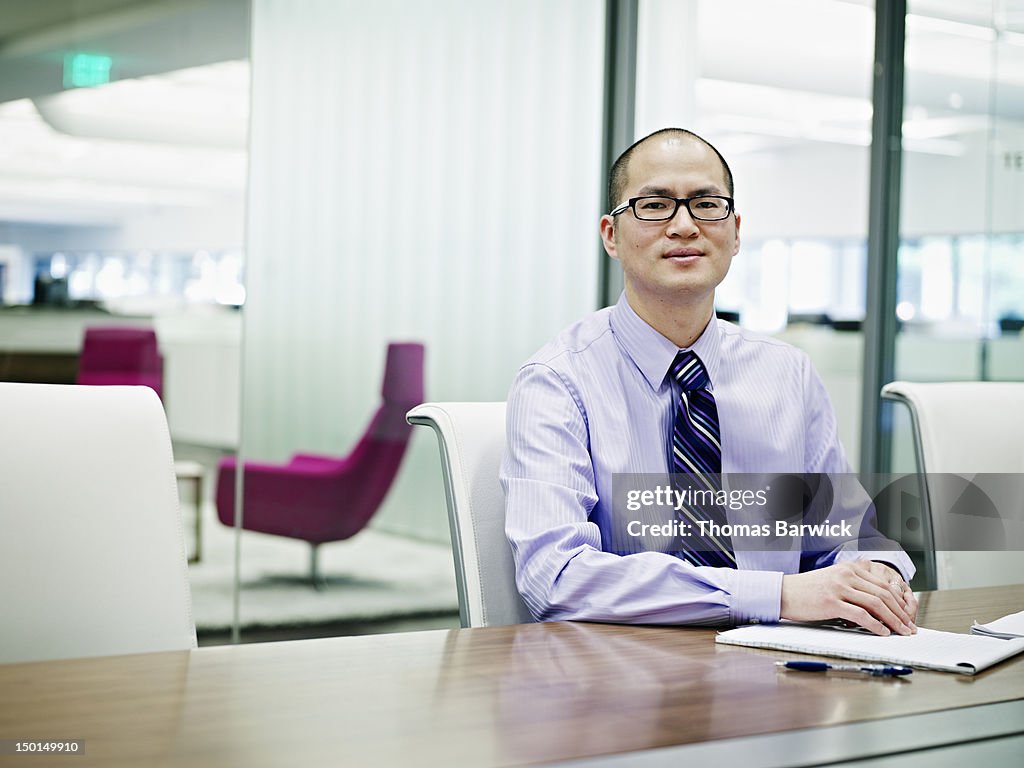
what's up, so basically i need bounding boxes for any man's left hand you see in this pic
[870,560,919,624]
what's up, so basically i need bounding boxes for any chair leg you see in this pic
[309,543,324,590]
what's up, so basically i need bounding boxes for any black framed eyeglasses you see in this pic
[609,195,735,222]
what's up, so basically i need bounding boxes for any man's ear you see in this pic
[599,215,619,260]
[732,212,742,256]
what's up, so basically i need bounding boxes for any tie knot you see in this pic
[670,350,710,391]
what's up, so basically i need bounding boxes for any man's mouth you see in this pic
[663,248,704,260]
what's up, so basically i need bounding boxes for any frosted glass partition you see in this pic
[243,0,605,541]
[897,1,1024,395]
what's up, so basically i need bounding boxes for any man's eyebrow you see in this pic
[635,185,725,197]
[636,185,674,196]
[689,186,725,197]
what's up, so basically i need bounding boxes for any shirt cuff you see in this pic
[728,568,783,625]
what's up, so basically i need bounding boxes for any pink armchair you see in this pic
[77,327,163,400]
[215,342,425,584]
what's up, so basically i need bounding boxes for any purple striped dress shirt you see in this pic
[500,293,914,626]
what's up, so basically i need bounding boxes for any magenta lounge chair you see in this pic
[77,327,164,400]
[215,342,425,585]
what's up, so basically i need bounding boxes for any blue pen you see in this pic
[776,660,913,677]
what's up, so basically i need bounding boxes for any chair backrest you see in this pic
[882,381,1024,590]
[366,341,426,444]
[381,342,425,405]
[215,342,426,550]
[77,326,164,399]
[0,383,197,662]
[407,402,533,628]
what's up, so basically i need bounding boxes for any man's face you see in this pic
[600,135,741,311]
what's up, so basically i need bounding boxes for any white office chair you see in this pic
[0,383,197,662]
[407,402,533,628]
[882,381,1024,590]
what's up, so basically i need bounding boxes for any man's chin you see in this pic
[635,282,718,307]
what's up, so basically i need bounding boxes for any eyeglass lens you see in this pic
[632,196,731,221]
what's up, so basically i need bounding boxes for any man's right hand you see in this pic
[780,561,918,636]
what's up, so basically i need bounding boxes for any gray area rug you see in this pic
[185,502,459,631]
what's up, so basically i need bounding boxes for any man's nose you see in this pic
[665,202,699,236]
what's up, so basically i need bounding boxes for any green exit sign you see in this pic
[63,53,112,88]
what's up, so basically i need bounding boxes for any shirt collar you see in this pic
[609,292,723,391]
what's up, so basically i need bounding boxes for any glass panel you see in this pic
[0,5,249,644]
[898,0,1024,387]
[890,0,1024,588]
[236,0,604,638]
[636,0,877,467]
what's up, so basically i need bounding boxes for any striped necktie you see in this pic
[669,350,736,568]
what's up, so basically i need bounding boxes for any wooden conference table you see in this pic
[1,585,1022,767]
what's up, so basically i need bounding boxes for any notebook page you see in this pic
[716,625,1024,674]
[972,610,1024,639]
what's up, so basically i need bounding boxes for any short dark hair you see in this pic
[608,128,734,211]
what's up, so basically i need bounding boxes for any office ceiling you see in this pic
[0,0,248,104]
[913,0,1024,32]
[0,0,1021,230]
[0,0,142,42]
[0,0,249,227]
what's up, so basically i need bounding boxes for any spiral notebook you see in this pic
[716,624,1024,675]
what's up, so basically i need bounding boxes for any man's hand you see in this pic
[780,561,919,636]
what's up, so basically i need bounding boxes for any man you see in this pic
[500,128,917,636]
